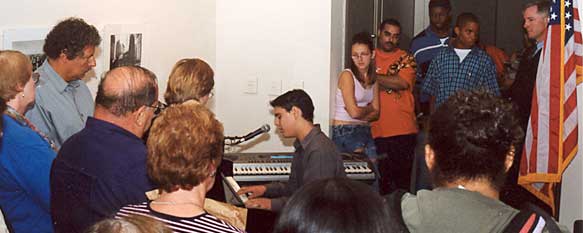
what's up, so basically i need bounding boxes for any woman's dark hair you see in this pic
[349,31,376,86]
[274,178,397,233]
[428,89,523,189]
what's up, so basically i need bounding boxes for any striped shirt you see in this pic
[116,202,244,233]
[421,46,500,107]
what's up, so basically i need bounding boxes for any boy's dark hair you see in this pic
[455,12,480,28]
[270,89,315,122]
[429,0,451,10]
[428,89,523,189]
[44,17,101,60]
[274,178,397,233]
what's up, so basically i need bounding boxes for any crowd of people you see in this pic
[0,0,572,232]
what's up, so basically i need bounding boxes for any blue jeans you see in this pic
[332,124,380,191]
[332,124,378,159]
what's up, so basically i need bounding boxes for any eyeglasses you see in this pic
[351,53,372,60]
[32,73,40,86]
[147,101,167,115]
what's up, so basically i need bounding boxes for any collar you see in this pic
[85,117,144,142]
[294,124,320,150]
[535,41,544,55]
[375,48,402,58]
[4,106,27,126]
[426,27,450,40]
[40,60,81,93]
[447,45,479,53]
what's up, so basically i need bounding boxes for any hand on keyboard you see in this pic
[244,197,272,211]
[237,185,266,199]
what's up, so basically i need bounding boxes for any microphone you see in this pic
[225,124,271,145]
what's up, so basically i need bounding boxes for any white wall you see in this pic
[0,0,216,100]
[1,0,346,153]
[215,0,342,153]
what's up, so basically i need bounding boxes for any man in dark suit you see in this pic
[503,0,552,213]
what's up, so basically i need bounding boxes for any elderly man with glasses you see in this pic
[50,66,159,233]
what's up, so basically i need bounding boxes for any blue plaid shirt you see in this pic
[422,46,500,107]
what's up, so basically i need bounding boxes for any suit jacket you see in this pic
[507,46,541,131]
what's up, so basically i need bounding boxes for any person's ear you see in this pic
[505,145,516,172]
[14,84,25,92]
[59,49,69,60]
[371,50,376,59]
[425,144,436,172]
[135,106,148,126]
[291,106,302,120]
[454,26,460,36]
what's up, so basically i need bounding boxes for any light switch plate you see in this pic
[268,80,282,96]
[291,80,304,89]
[244,77,258,94]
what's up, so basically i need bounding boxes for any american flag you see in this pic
[518,0,582,212]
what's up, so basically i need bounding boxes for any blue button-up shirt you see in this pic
[422,46,500,107]
[26,60,94,149]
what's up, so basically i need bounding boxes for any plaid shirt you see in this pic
[422,46,500,107]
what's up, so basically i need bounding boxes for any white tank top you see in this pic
[334,69,374,123]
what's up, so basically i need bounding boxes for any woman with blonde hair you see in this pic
[0,50,56,232]
[164,58,214,105]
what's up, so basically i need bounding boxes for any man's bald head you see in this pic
[95,66,158,116]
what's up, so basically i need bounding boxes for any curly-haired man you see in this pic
[26,17,101,149]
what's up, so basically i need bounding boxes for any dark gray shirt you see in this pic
[26,60,94,149]
[264,125,346,211]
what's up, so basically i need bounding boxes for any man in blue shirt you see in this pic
[50,66,160,233]
[410,0,452,116]
[26,17,101,149]
[422,12,499,110]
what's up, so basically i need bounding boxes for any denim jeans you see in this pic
[331,124,378,160]
[332,124,380,191]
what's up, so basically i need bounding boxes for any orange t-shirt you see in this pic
[482,44,509,78]
[370,48,418,138]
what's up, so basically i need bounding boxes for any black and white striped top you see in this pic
[116,202,244,233]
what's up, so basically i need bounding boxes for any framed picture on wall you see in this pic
[110,33,142,69]
[102,24,146,70]
[2,28,50,71]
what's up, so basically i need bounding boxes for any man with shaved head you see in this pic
[50,66,160,233]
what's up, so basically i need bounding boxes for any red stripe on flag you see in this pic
[547,26,562,174]
[527,88,540,174]
[563,128,578,160]
[564,91,577,118]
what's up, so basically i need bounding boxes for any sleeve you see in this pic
[264,182,288,198]
[269,196,288,212]
[264,181,290,212]
[481,55,501,96]
[422,58,440,96]
[400,65,417,91]
[11,141,56,212]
